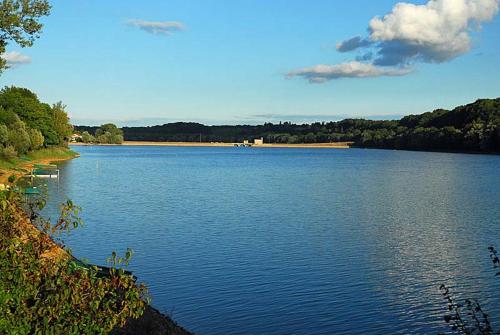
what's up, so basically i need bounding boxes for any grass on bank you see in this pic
[23,146,79,161]
[0,146,78,179]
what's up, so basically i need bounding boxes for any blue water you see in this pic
[43,146,500,334]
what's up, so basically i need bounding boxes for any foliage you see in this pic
[6,113,30,154]
[28,127,44,150]
[94,123,123,144]
[76,98,500,153]
[81,131,95,143]
[0,87,74,160]
[440,246,500,335]
[0,123,8,145]
[0,144,16,159]
[439,285,493,334]
[23,146,77,161]
[52,101,73,144]
[0,86,61,145]
[0,0,51,73]
[0,180,148,334]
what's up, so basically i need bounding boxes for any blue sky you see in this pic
[1,0,499,125]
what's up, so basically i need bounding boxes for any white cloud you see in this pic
[290,0,499,83]
[286,61,412,83]
[342,0,500,65]
[1,51,31,66]
[127,19,185,36]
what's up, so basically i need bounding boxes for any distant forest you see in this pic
[76,98,500,153]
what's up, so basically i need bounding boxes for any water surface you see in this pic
[44,146,500,334]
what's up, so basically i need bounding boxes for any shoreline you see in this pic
[0,148,79,184]
[1,147,193,335]
[71,141,354,149]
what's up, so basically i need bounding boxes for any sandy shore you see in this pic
[71,141,354,149]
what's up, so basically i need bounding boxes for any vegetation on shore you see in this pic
[0,86,73,159]
[439,246,500,334]
[76,98,500,153]
[0,180,149,334]
[0,4,180,333]
[0,147,78,182]
[0,86,77,181]
[78,124,124,145]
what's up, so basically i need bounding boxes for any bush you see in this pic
[28,128,44,151]
[1,144,17,159]
[0,183,149,334]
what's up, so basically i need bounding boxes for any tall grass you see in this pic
[24,146,79,161]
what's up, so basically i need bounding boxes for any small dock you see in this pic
[28,164,60,180]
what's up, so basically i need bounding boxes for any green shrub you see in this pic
[28,128,44,151]
[0,183,148,334]
[1,144,17,159]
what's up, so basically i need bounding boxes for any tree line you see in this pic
[0,86,73,159]
[77,123,124,144]
[76,98,500,153]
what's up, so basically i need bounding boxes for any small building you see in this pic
[70,133,83,143]
[243,140,249,145]
[254,137,264,145]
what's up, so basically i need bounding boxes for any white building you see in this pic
[254,137,264,145]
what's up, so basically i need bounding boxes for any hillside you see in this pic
[75,98,500,153]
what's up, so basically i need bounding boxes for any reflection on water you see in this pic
[44,146,500,335]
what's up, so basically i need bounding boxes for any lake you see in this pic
[44,146,500,334]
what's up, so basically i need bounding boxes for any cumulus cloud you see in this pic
[1,51,31,66]
[288,0,499,83]
[286,61,412,83]
[127,19,185,36]
[344,0,499,65]
[336,36,372,52]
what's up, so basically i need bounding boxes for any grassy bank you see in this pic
[0,147,78,183]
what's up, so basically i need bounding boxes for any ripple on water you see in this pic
[44,146,500,335]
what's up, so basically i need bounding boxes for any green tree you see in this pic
[0,86,59,145]
[0,123,8,145]
[28,127,43,150]
[0,0,51,73]
[7,114,30,154]
[52,101,73,144]
[95,123,124,144]
[81,131,95,143]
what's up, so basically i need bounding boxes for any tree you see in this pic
[52,101,73,144]
[28,127,43,150]
[0,0,51,73]
[0,123,7,145]
[81,131,95,143]
[95,123,123,144]
[7,114,30,154]
[0,86,61,145]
